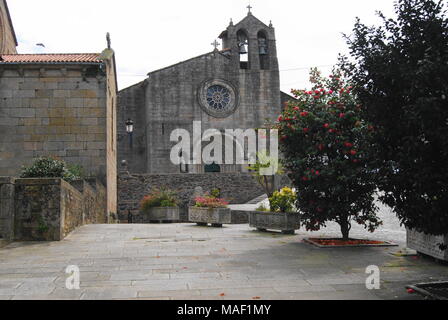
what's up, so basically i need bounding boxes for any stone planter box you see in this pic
[407,228,448,261]
[249,211,300,235]
[140,207,180,223]
[188,207,232,227]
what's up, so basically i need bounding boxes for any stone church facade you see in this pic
[0,0,17,54]
[118,12,290,174]
[0,0,118,215]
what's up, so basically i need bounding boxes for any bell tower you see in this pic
[0,0,18,54]
[219,8,279,72]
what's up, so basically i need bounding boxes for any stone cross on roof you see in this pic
[211,40,220,51]
[247,4,253,15]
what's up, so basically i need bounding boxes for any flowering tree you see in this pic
[340,0,448,241]
[277,69,382,240]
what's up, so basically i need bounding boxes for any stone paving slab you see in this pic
[0,223,447,300]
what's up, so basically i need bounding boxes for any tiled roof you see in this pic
[0,53,102,64]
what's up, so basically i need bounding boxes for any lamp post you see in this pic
[126,119,134,149]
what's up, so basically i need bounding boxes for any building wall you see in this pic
[104,54,118,217]
[0,65,107,176]
[118,173,265,221]
[0,63,117,214]
[118,15,282,174]
[117,82,147,173]
[0,0,17,54]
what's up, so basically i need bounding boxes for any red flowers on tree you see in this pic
[277,68,381,240]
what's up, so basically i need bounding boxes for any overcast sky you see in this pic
[8,0,396,92]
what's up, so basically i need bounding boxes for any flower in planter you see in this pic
[269,187,297,213]
[140,189,178,213]
[194,196,229,209]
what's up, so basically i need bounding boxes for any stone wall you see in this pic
[117,82,147,173]
[118,173,265,221]
[14,179,67,241]
[71,179,107,225]
[0,177,15,239]
[60,180,84,240]
[0,61,117,215]
[0,178,107,241]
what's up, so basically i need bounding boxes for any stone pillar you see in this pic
[0,177,16,240]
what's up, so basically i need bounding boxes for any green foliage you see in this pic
[140,189,178,212]
[340,0,448,238]
[277,69,381,239]
[255,204,270,212]
[248,151,284,198]
[269,187,297,213]
[20,157,83,182]
[210,188,221,199]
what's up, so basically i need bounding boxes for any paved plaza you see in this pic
[0,203,447,300]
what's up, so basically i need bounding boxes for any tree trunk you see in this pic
[340,218,351,241]
[263,175,276,198]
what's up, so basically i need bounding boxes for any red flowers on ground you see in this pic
[300,112,309,117]
[344,142,354,148]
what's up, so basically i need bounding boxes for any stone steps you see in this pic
[246,194,268,204]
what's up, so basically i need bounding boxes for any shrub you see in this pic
[340,0,448,239]
[255,204,270,212]
[277,69,381,240]
[20,157,83,182]
[195,196,229,209]
[140,189,178,213]
[269,187,297,213]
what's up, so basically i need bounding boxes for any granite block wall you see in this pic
[0,178,108,241]
[0,62,117,216]
[118,173,265,221]
[0,177,15,239]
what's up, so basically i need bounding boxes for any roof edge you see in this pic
[4,0,18,46]
[147,49,231,76]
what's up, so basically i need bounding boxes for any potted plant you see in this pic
[140,189,180,223]
[189,195,231,228]
[249,187,301,235]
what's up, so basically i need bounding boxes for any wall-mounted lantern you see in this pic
[126,119,134,149]
[126,119,134,134]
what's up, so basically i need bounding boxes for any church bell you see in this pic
[259,45,268,55]
[259,39,268,55]
[239,42,248,55]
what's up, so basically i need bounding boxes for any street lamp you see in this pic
[126,119,134,134]
[126,119,134,149]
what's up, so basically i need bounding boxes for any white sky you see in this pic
[7,0,396,92]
